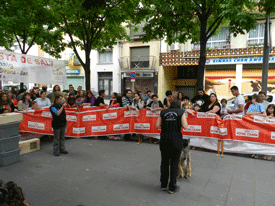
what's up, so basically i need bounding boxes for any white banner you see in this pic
[0,50,66,85]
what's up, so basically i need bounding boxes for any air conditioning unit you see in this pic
[170,42,179,51]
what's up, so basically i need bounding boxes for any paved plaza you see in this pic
[1,137,275,206]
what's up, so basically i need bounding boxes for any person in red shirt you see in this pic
[7,91,18,106]
[244,100,252,114]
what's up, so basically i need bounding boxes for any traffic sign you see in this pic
[131,79,135,82]
[129,71,136,79]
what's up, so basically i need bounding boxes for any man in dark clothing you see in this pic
[50,94,68,156]
[156,99,188,194]
[191,88,210,112]
[95,90,109,108]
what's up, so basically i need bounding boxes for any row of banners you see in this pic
[0,50,66,85]
[19,106,275,145]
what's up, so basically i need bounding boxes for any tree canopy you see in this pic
[47,0,140,90]
[134,0,261,89]
[0,0,64,57]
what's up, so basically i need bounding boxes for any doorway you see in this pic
[176,86,195,99]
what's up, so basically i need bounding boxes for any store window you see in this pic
[98,72,113,98]
[194,27,230,49]
[248,23,265,45]
[98,51,113,63]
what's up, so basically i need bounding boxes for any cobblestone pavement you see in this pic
[1,138,275,206]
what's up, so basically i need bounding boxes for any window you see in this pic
[98,51,113,63]
[248,23,265,45]
[130,46,149,69]
[98,72,113,98]
[130,22,146,37]
[194,27,230,49]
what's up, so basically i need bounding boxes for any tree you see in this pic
[47,0,140,90]
[134,0,260,89]
[0,0,64,57]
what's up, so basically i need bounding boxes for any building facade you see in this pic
[159,18,275,100]
[119,24,160,98]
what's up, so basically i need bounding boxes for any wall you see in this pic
[90,42,121,93]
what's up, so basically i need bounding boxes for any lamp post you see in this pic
[228,79,232,93]
[261,15,271,94]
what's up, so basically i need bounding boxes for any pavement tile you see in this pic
[210,198,226,206]
[208,171,234,186]
[229,179,255,195]
[226,191,254,206]
[202,182,230,201]
[255,191,275,206]
[2,138,273,206]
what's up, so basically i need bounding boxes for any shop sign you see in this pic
[206,56,275,65]
[66,69,80,74]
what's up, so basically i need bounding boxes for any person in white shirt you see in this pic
[258,91,269,110]
[34,91,51,109]
[220,99,231,119]
[228,86,245,115]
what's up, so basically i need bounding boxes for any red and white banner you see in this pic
[18,107,275,145]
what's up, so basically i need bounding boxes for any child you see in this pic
[75,95,83,106]
[182,96,193,112]
[247,94,266,117]
[220,99,230,119]
[67,93,80,112]
[263,104,275,160]
[193,103,201,112]
[28,101,38,110]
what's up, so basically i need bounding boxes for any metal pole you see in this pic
[261,15,271,94]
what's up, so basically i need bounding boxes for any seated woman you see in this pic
[131,93,144,111]
[0,93,18,114]
[34,91,51,109]
[7,91,18,107]
[62,92,68,103]
[18,93,32,111]
[246,94,266,117]
[109,95,122,108]
[82,90,96,106]
[205,93,221,116]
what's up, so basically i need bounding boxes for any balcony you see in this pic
[119,56,157,71]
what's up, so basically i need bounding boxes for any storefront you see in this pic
[160,48,275,100]
[66,69,85,90]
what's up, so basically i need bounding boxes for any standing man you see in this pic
[191,88,210,112]
[50,94,68,156]
[95,90,109,108]
[228,86,245,115]
[156,99,188,194]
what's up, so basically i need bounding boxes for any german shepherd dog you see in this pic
[177,139,191,179]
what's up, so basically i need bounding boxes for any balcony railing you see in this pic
[119,56,157,70]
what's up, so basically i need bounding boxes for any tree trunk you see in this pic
[197,19,208,90]
[84,56,91,91]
